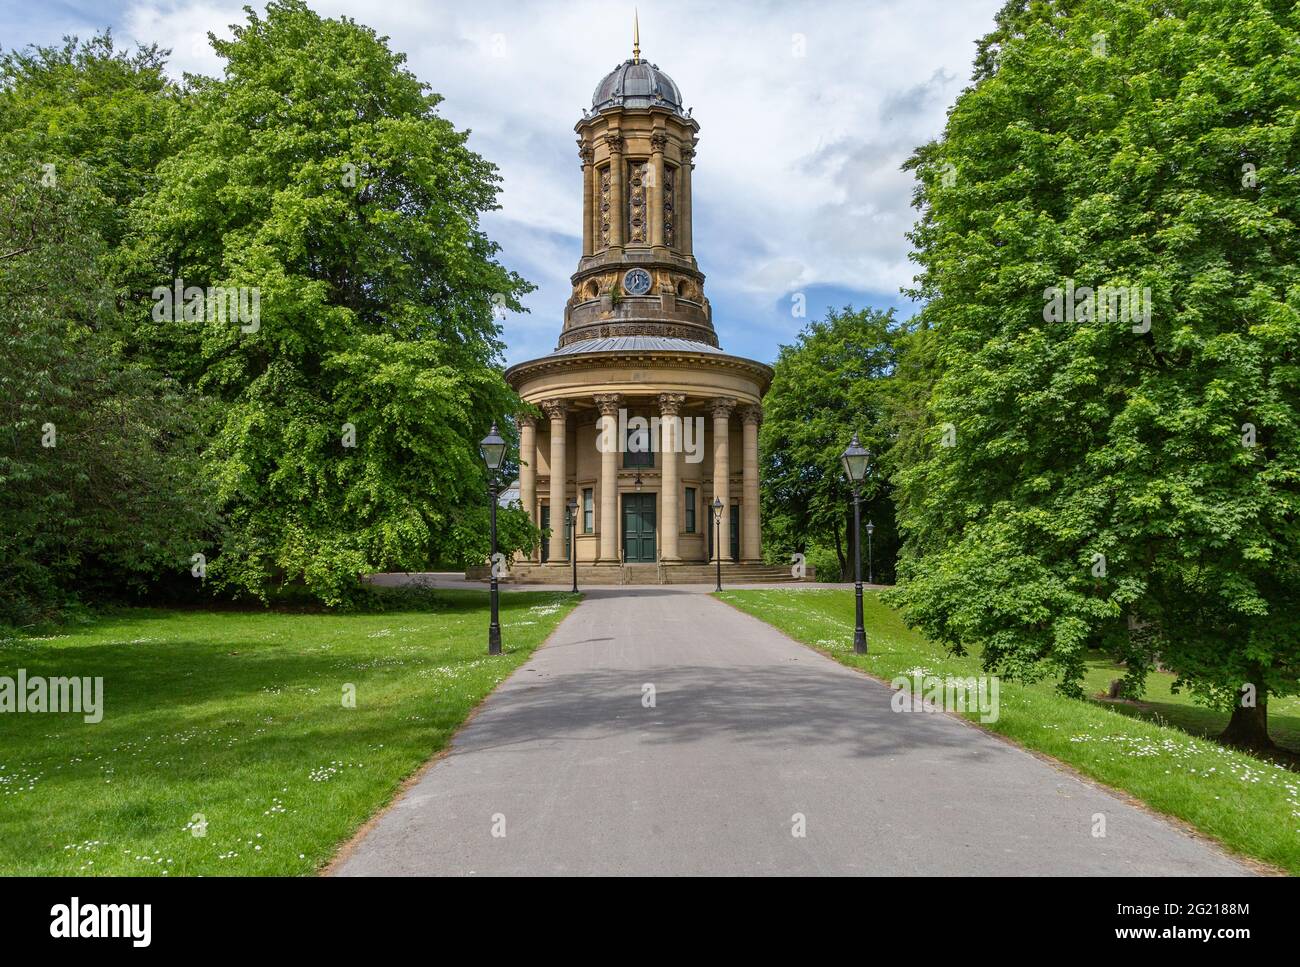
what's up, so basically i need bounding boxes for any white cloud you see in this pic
[121,1,244,76]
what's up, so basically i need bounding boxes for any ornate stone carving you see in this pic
[657,393,686,416]
[540,399,569,421]
[739,404,763,427]
[650,132,668,151]
[663,166,675,248]
[680,146,695,167]
[599,166,611,247]
[711,397,736,419]
[593,393,622,416]
[518,412,538,429]
[578,143,594,165]
[603,133,624,153]
[627,161,649,244]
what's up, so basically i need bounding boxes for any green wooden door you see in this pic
[622,493,656,562]
[540,504,570,563]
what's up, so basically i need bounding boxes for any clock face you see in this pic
[623,268,652,296]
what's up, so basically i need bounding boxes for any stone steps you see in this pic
[661,564,798,584]
[484,562,806,585]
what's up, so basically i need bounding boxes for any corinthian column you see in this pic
[519,413,538,561]
[594,393,622,563]
[541,399,568,563]
[579,143,594,257]
[680,145,695,257]
[710,397,734,562]
[658,393,686,562]
[650,132,667,255]
[740,405,762,562]
[606,133,624,254]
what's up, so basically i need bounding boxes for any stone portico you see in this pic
[502,40,781,582]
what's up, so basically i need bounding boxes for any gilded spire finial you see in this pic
[633,8,640,63]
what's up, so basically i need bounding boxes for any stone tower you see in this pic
[505,29,773,577]
[565,41,714,347]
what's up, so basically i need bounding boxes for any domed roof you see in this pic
[591,59,688,117]
[550,336,725,357]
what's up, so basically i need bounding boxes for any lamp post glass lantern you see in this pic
[712,496,724,592]
[567,499,579,593]
[480,423,508,655]
[479,423,507,471]
[840,433,870,484]
[840,432,870,654]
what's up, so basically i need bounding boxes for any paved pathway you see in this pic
[333,588,1253,876]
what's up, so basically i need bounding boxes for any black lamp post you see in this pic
[866,520,875,585]
[479,423,507,655]
[712,496,724,592]
[567,498,579,594]
[840,432,871,655]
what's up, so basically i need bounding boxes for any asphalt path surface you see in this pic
[334,587,1252,876]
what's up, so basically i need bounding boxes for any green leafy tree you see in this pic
[0,32,178,248]
[761,306,900,582]
[0,157,211,625]
[890,0,1300,749]
[121,0,536,605]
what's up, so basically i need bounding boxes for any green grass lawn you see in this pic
[719,588,1300,874]
[0,590,577,876]
[1080,658,1300,754]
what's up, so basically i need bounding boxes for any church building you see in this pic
[505,33,777,580]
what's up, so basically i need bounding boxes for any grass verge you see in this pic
[0,589,577,875]
[718,587,1299,874]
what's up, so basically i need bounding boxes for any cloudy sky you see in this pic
[5,0,1004,365]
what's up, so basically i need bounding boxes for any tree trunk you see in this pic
[1219,690,1272,752]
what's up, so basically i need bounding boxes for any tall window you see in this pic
[627,160,649,244]
[582,488,593,533]
[623,420,653,468]
[664,165,676,248]
[684,487,696,533]
[598,165,611,248]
